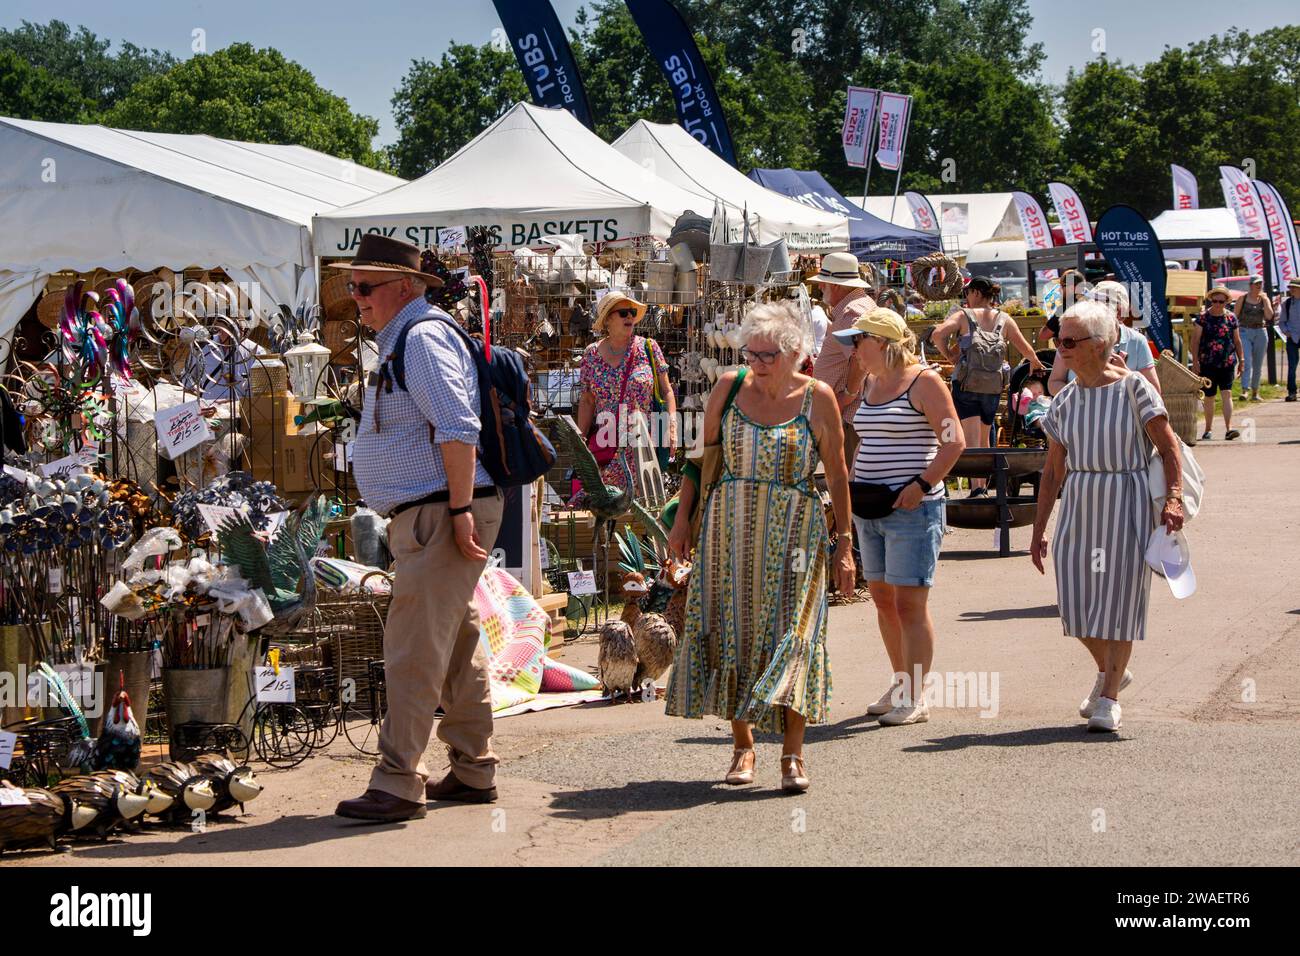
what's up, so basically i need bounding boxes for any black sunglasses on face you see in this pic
[1058,335,1095,350]
[348,278,403,297]
[614,308,637,319]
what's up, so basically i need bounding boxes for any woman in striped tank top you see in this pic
[838,308,966,725]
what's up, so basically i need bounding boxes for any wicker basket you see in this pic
[912,253,964,301]
[1155,351,1208,445]
[280,589,390,704]
[321,272,358,324]
[321,319,359,364]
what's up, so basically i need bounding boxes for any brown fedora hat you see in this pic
[328,234,444,286]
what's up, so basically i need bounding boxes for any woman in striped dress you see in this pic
[1031,301,1186,732]
[840,308,965,725]
[666,302,855,792]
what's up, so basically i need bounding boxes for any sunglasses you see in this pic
[1058,335,1095,350]
[347,278,403,297]
[1208,298,1228,305]
[614,308,637,319]
[740,347,781,364]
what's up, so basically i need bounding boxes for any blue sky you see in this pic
[3,1,1292,147]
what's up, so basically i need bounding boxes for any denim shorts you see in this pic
[853,498,946,588]
[951,383,1001,425]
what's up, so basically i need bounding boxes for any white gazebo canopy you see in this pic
[313,102,722,257]
[612,120,849,251]
[855,192,1021,257]
[0,116,403,337]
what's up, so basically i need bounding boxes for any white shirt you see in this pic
[809,304,830,356]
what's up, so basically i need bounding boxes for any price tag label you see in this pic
[48,568,63,594]
[154,400,213,460]
[254,665,296,703]
[567,570,597,595]
[39,442,99,478]
[539,545,551,570]
[0,730,17,771]
[333,442,353,470]
[196,503,240,535]
[0,787,30,806]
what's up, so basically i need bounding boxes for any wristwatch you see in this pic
[909,476,934,494]
[448,504,473,516]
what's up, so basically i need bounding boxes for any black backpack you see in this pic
[388,313,556,488]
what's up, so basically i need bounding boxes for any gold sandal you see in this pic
[781,753,810,793]
[724,748,756,785]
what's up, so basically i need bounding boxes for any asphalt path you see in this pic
[7,396,1298,867]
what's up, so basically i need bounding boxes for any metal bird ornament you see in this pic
[614,530,677,688]
[216,495,329,634]
[91,677,142,772]
[554,414,631,523]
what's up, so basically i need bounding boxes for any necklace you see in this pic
[603,339,631,361]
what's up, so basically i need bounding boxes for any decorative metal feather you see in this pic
[215,513,276,596]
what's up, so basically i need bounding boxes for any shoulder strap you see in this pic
[645,337,664,403]
[723,367,747,412]
[391,313,469,391]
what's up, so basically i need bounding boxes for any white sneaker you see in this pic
[866,682,901,716]
[1088,697,1122,732]
[1079,669,1133,718]
[878,699,930,726]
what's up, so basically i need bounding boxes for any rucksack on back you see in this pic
[389,313,556,487]
[954,309,1008,395]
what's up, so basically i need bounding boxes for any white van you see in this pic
[964,239,1028,304]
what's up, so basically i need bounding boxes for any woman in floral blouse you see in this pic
[1191,285,1244,441]
[571,292,677,504]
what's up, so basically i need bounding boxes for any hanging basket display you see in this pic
[912,253,964,301]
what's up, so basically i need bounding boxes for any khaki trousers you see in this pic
[369,493,504,802]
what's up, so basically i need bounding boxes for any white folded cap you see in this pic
[1145,528,1196,599]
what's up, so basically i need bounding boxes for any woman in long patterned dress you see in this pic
[1031,301,1186,733]
[570,292,676,505]
[666,302,855,792]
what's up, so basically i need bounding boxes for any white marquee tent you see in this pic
[313,102,724,257]
[1149,208,1244,259]
[0,116,404,338]
[612,120,849,251]
[854,192,1022,256]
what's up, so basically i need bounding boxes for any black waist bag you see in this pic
[850,481,899,520]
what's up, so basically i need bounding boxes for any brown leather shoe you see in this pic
[425,771,498,803]
[335,788,428,821]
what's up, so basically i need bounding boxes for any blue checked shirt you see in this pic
[352,297,491,516]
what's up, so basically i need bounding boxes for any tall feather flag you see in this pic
[624,0,737,166]
[491,0,594,129]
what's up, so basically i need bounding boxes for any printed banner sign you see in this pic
[1048,182,1093,244]
[1255,180,1298,284]
[1219,166,1269,280]
[323,216,632,255]
[491,0,593,128]
[905,191,938,232]
[626,0,737,165]
[1012,191,1055,250]
[1171,164,1199,210]
[1095,204,1173,353]
[842,87,878,169]
[875,92,911,171]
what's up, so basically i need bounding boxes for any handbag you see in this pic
[849,481,899,520]
[645,338,672,471]
[687,367,748,541]
[1124,373,1205,521]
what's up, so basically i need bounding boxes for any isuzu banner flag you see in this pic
[1171,164,1199,210]
[1255,180,1298,284]
[491,0,593,129]
[1095,204,1173,353]
[1220,165,1270,279]
[1048,182,1093,244]
[625,0,737,166]
[905,191,939,232]
[842,87,879,169]
[874,92,911,171]
[1012,191,1055,249]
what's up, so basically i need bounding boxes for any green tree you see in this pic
[0,19,174,113]
[103,43,385,169]
[0,49,92,122]
[388,42,529,178]
[1057,58,1151,214]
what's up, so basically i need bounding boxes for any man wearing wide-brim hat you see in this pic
[1278,276,1300,401]
[331,234,505,823]
[809,251,877,462]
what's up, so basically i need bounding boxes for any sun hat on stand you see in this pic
[809,251,870,289]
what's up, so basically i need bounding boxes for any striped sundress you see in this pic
[1041,373,1166,641]
[665,381,831,732]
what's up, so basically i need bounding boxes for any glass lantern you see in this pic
[284,330,331,399]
